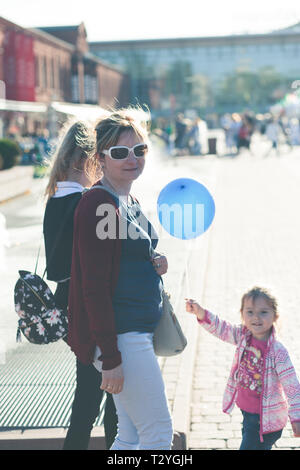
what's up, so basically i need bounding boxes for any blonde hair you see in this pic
[44,120,99,199]
[91,106,150,167]
[240,286,279,322]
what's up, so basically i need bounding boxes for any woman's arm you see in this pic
[76,191,121,370]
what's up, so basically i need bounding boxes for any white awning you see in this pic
[50,101,151,123]
[0,99,47,113]
[50,101,108,121]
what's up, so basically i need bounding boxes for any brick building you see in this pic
[0,17,129,136]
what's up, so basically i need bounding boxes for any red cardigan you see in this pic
[67,184,122,370]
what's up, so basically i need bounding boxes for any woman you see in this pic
[67,108,173,450]
[43,120,118,450]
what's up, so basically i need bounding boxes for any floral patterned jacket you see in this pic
[198,310,300,441]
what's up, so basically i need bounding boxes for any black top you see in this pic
[43,192,82,282]
[112,200,163,334]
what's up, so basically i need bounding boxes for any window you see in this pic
[35,57,40,87]
[41,57,47,89]
[51,58,56,89]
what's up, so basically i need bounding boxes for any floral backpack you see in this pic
[14,270,68,344]
[13,198,80,345]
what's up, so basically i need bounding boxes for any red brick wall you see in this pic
[34,38,72,103]
[97,64,129,108]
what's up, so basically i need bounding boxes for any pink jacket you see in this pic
[198,310,300,441]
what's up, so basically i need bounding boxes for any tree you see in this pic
[163,60,193,109]
[215,67,287,111]
[186,74,214,110]
[0,139,22,170]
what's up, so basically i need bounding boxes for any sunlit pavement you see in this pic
[1,134,300,449]
[188,142,300,450]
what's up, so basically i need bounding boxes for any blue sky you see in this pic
[1,0,300,41]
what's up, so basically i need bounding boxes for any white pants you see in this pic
[110,332,173,450]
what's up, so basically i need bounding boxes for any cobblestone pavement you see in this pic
[188,146,300,450]
[1,136,300,451]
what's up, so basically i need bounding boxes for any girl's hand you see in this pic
[101,364,124,395]
[292,421,300,437]
[151,254,168,276]
[185,298,206,321]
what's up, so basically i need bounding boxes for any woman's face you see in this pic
[102,130,146,184]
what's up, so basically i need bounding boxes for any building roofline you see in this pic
[0,16,75,51]
[83,51,126,74]
[89,29,300,47]
[29,27,75,50]
[37,25,81,31]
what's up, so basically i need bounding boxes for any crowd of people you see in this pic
[153,114,208,156]
[221,112,300,156]
[5,129,54,165]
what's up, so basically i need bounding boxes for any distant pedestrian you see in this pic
[289,118,300,146]
[188,118,202,155]
[43,120,118,450]
[175,113,187,152]
[185,286,300,450]
[265,118,281,156]
[237,117,251,153]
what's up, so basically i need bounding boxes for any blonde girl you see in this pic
[43,120,118,449]
[186,286,300,450]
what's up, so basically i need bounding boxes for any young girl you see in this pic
[185,286,300,450]
[43,120,118,449]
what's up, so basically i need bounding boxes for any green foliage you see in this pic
[33,165,48,178]
[0,139,22,170]
[163,61,193,108]
[215,67,286,109]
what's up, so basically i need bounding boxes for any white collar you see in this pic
[56,181,84,189]
[53,181,85,198]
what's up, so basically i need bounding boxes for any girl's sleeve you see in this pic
[275,346,300,424]
[197,310,244,346]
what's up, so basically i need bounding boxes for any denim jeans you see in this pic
[63,359,118,450]
[240,410,283,450]
[110,332,173,450]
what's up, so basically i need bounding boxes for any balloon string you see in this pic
[185,239,193,297]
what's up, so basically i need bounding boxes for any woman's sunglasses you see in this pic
[102,143,148,160]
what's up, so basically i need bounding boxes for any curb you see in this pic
[0,429,186,450]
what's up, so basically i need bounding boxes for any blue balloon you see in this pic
[157,178,215,239]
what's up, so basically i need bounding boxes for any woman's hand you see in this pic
[100,364,124,394]
[185,298,206,321]
[151,254,168,276]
